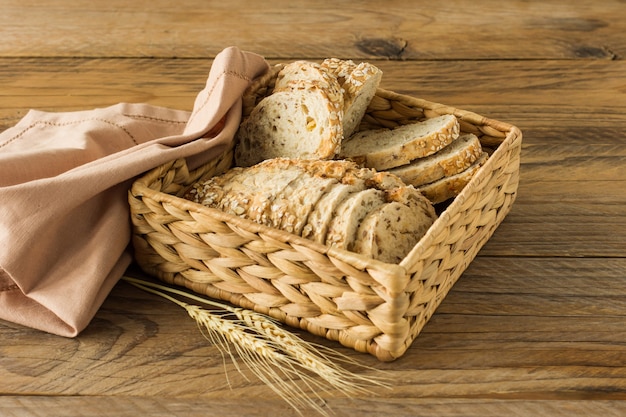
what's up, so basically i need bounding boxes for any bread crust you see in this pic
[418,152,489,203]
[353,187,437,264]
[389,133,483,187]
[339,114,460,170]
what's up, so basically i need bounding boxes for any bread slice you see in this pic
[338,114,460,170]
[389,133,483,187]
[325,188,387,251]
[353,187,437,263]
[275,174,339,235]
[301,181,366,244]
[274,60,344,109]
[418,152,489,204]
[234,84,344,167]
[321,58,382,139]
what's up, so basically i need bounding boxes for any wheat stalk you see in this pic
[122,276,389,416]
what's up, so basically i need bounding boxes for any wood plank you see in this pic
[1,0,624,59]
[1,58,625,258]
[2,58,625,130]
[2,256,625,400]
[1,396,625,417]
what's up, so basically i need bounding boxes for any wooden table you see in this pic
[1,1,625,416]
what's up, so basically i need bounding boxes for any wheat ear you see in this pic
[122,276,389,416]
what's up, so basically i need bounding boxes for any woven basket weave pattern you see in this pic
[129,80,522,361]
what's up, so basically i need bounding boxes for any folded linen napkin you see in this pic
[0,46,269,337]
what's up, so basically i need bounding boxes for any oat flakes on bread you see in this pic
[339,114,461,171]
[185,158,438,263]
[321,58,382,139]
[274,60,344,106]
[389,133,483,187]
[418,151,489,204]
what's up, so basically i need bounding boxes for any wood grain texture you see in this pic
[0,0,624,60]
[3,261,625,397]
[2,396,626,417]
[1,0,625,415]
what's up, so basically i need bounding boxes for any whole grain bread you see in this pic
[418,151,489,204]
[234,82,344,167]
[338,114,461,170]
[321,58,382,139]
[325,188,387,251]
[301,181,366,244]
[354,187,437,264]
[185,158,438,263]
[389,133,483,187]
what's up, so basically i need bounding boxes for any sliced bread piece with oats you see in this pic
[185,158,439,263]
[234,83,344,167]
[353,187,437,264]
[321,58,382,139]
[389,133,483,187]
[301,181,367,244]
[418,151,489,204]
[325,188,387,251]
[338,114,460,171]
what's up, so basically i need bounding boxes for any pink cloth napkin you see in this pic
[0,46,269,337]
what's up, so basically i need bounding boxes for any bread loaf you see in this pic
[185,158,437,263]
[389,133,483,187]
[339,114,460,170]
[234,59,383,168]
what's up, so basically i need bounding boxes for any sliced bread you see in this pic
[338,114,460,170]
[389,133,483,187]
[325,188,387,251]
[321,58,382,139]
[185,158,439,263]
[234,84,344,167]
[353,187,437,264]
[275,174,339,235]
[418,151,489,204]
[301,181,366,244]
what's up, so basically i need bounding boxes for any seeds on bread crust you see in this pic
[339,114,460,170]
[389,133,483,187]
[418,151,489,204]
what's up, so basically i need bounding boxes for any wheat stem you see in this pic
[121,275,390,416]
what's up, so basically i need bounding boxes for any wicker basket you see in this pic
[128,65,522,361]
